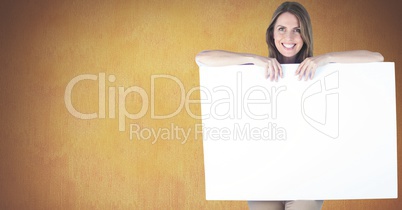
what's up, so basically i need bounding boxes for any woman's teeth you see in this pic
[282,43,295,49]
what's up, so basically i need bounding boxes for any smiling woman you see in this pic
[196,1,383,82]
[195,1,384,210]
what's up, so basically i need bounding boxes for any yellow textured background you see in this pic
[1,0,401,209]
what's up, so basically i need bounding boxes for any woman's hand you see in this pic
[296,50,384,80]
[196,51,281,81]
[253,56,283,81]
[295,54,329,80]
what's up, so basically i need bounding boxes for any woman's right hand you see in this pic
[195,50,282,81]
[253,56,283,81]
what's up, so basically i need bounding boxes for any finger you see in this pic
[269,63,274,81]
[310,69,316,80]
[305,68,310,81]
[270,60,279,80]
[296,62,304,75]
[276,61,283,78]
[273,64,278,81]
[296,59,308,75]
[297,63,307,80]
[269,62,277,81]
[308,63,317,80]
[268,62,274,81]
[265,66,269,79]
[298,66,307,80]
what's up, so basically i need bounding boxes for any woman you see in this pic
[196,2,383,82]
[195,1,383,210]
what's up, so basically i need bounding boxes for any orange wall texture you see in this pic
[1,0,401,209]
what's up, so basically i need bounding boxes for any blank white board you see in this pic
[198,62,397,200]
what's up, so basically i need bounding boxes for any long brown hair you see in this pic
[266,2,313,63]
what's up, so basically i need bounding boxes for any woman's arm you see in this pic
[296,50,384,80]
[322,50,384,63]
[195,50,283,81]
[196,50,257,66]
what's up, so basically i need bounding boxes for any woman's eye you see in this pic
[294,28,301,33]
[278,28,285,32]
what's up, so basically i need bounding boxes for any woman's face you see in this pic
[273,12,304,62]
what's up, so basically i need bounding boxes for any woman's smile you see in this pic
[282,43,296,49]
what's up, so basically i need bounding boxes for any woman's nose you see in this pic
[284,31,295,40]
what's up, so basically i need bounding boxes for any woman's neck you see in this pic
[282,56,297,64]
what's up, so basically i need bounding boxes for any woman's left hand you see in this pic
[295,54,329,80]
